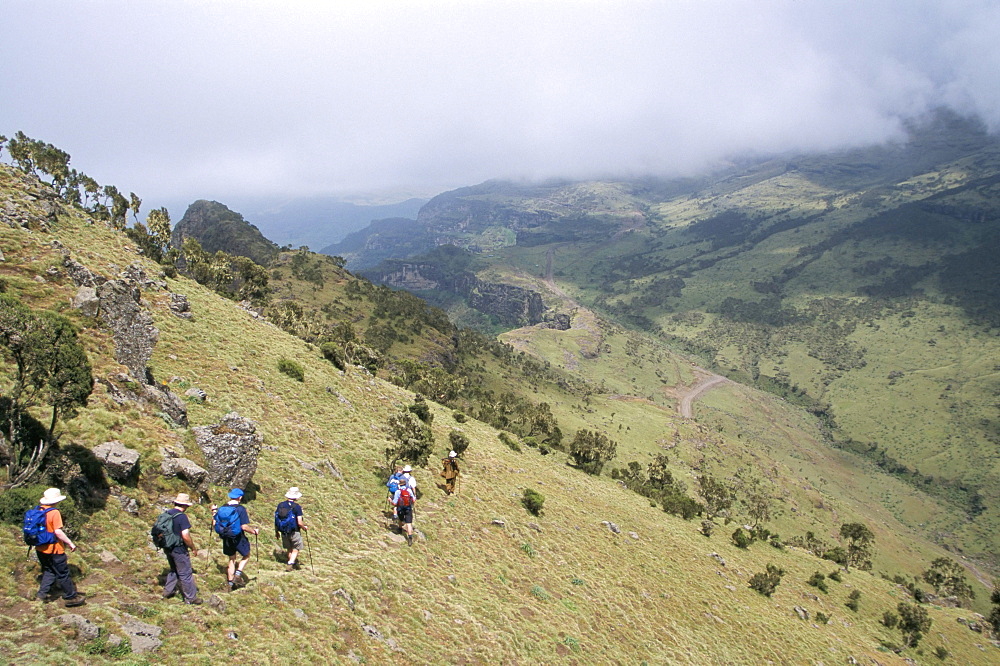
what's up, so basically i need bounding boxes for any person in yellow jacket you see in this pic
[440,451,460,495]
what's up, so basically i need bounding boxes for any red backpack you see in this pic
[397,487,414,507]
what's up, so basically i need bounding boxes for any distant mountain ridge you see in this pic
[171,199,280,266]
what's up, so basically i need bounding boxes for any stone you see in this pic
[160,457,208,487]
[119,617,163,653]
[333,588,355,610]
[141,382,188,426]
[99,550,122,564]
[57,613,100,642]
[709,552,726,567]
[292,608,307,620]
[184,387,207,402]
[169,293,193,319]
[62,256,100,287]
[602,521,621,534]
[71,286,100,317]
[794,606,809,621]
[193,412,262,488]
[208,594,225,612]
[93,440,141,483]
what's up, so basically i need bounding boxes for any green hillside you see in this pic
[355,111,1000,571]
[2,151,999,663]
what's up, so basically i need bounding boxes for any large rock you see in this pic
[141,383,188,427]
[93,440,140,483]
[169,293,193,319]
[97,279,159,382]
[160,456,208,487]
[71,286,100,317]
[56,613,100,642]
[193,412,262,488]
[118,617,162,653]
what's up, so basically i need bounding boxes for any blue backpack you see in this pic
[214,505,242,538]
[274,501,299,533]
[23,506,57,546]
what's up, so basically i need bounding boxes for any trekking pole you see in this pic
[254,530,260,564]
[304,529,315,574]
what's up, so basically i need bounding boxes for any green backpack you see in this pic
[151,510,185,550]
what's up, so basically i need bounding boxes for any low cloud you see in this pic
[2,1,998,207]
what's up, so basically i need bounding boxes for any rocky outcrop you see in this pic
[92,440,140,483]
[169,293,192,319]
[160,454,208,487]
[193,412,262,488]
[97,279,158,381]
[371,262,547,327]
[96,374,188,427]
[71,286,100,317]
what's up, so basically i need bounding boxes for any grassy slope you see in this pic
[0,166,995,664]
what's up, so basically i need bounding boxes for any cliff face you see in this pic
[372,262,546,327]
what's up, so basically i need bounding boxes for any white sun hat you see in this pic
[40,488,67,505]
[285,487,303,500]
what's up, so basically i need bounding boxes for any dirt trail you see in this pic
[677,374,730,418]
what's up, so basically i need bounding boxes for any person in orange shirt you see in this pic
[32,488,86,607]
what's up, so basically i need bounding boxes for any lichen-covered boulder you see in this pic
[193,412,262,488]
[97,279,159,382]
[93,440,140,483]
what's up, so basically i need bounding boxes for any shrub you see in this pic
[568,429,617,475]
[662,492,701,520]
[815,611,831,625]
[277,358,304,381]
[522,488,545,516]
[807,572,829,593]
[384,410,434,469]
[822,546,848,566]
[881,611,899,628]
[530,584,550,600]
[499,432,522,453]
[749,564,784,597]
[407,395,433,424]
[731,527,753,549]
[846,589,861,612]
[453,411,467,423]
[521,542,536,558]
[448,430,470,456]
[934,646,948,660]
[828,570,843,582]
[897,601,931,648]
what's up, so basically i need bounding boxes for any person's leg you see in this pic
[163,550,179,598]
[172,549,198,602]
[50,553,77,599]
[36,552,55,599]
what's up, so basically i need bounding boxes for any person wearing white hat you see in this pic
[159,493,202,604]
[274,487,308,571]
[29,488,85,607]
[440,451,460,495]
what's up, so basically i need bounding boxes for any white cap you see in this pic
[449,451,457,457]
[402,465,412,472]
[40,488,66,505]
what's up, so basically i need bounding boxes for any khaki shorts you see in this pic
[281,530,304,550]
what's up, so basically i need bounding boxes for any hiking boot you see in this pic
[162,591,176,600]
[285,563,295,572]
[185,597,204,605]
[406,533,413,546]
[64,593,86,608]
[233,571,245,588]
[226,580,235,591]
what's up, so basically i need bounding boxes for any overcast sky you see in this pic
[3,0,1000,211]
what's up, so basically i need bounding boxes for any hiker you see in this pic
[212,488,259,590]
[386,466,404,522]
[440,450,460,495]
[155,493,202,604]
[392,480,417,546]
[402,464,417,492]
[274,487,308,571]
[25,487,86,607]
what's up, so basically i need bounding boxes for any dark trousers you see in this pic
[37,551,76,600]
[164,547,198,602]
